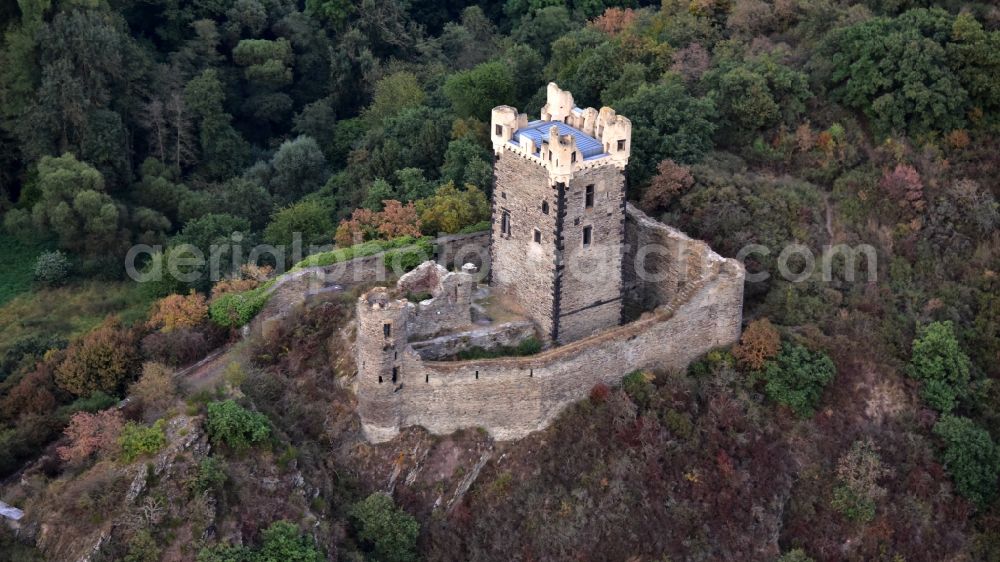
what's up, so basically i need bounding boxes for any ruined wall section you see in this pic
[623,204,712,312]
[491,151,558,339]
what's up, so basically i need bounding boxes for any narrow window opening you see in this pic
[475,370,479,380]
[571,151,577,163]
[617,139,626,151]
[383,323,391,337]
[501,210,511,236]
[378,375,383,384]
[585,185,595,208]
[425,374,429,383]
[541,201,549,215]
[495,124,502,136]
[533,229,541,243]
[391,367,398,383]
[501,191,506,199]
[583,226,593,246]
[530,369,533,377]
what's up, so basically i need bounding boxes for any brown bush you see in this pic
[141,328,209,367]
[733,318,781,370]
[147,290,208,332]
[129,362,177,419]
[56,410,124,465]
[55,317,141,396]
[640,159,695,213]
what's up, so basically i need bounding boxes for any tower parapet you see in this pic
[491,82,632,183]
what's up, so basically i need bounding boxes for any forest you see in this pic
[1,0,999,560]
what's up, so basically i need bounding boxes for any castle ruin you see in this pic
[354,84,745,443]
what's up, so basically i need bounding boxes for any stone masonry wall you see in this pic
[356,215,746,442]
[491,151,559,339]
[557,164,626,343]
[251,231,490,339]
[623,204,712,312]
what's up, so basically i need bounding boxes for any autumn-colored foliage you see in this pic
[733,318,781,370]
[210,264,273,299]
[880,164,925,214]
[57,409,124,465]
[0,362,59,422]
[55,317,141,396]
[641,159,695,213]
[591,7,637,36]
[147,290,208,332]
[946,129,970,150]
[129,362,178,418]
[335,200,422,247]
[670,43,710,83]
[415,182,490,235]
[590,382,611,404]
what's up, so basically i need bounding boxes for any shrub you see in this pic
[589,382,611,404]
[66,391,119,414]
[0,334,66,380]
[146,290,208,332]
[830,438,889,522]
[205,400,270,450]
[198,521,321,562]
[119,419,167,463]
[129,362,177,418]
[733,318,781,371]
[192,456,227,494]
[350,492,420,562]
[208,280,275,328]
[778,550,815,562]
[56,317,141,397]
[140,328,209,367]
[933,415,1000,508]
[256,520,324,562]
[907,321,972,413]
[33,250,71,286]
[622,370,654,408]
[57,409,124,465]
[762,342,835,417]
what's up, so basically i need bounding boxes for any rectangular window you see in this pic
[541,200,549,215]
[383,323,391,337]
[391,367,398,383]
[571,151,577,163]
[582,225,592,246]
[617,139,626,151]
[585,185,594,208]
[495,124,502,136]
[501,210,511,236]
[533,229,541,243]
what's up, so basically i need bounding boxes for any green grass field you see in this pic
[0,233,46,307]
[0,280,155,356]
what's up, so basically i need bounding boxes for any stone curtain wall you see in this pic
[623,204,713,312]
[357,216,745,442]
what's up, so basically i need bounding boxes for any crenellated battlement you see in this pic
[491,83,632,183]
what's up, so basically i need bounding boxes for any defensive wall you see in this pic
[356,205,746,442]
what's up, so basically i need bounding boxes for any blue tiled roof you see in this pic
[511,120,607,159]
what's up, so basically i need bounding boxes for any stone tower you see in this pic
[489,83,632,344]
[354,288,407,442]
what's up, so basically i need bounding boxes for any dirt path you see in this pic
[175,345,235,394]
